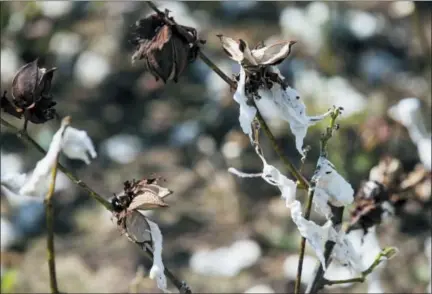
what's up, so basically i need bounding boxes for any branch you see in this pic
[323,247,398,286]
[0,117,190,294]
[145,1,309,189]
[294,187,315,294]
[306,206,344,294]
[44,128,63,294]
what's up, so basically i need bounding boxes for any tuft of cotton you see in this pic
[289,200,331,269]
[232,68,257,139]
[19,119,69,196]
[61,127,97,164]
[330,230,363,274]
[1,173,44,207]
[147,219,168,292]
[228,146,297,205]
[311,157,354,218]
[256,79,332,156]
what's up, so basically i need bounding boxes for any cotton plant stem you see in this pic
[324,247,398,286]
[145,1,309,189]
[294,187,315,294]
[0,117,190,294]
[45,149,61,294]
[306,206,344,294]
[295,107,342,294]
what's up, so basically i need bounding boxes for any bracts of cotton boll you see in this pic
[61,127,97,164]
[255,75,333,156]
[147,219,168,292]
[311,157,354,219]
[228,144,297,205]
[232,67,257,140]
[19,117,71,196]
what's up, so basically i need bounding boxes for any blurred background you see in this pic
[0,1,431,293]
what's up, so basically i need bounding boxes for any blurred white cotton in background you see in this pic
[0,152,24,177]
[49,32,82,58]
[38,1,73,19]
[190,239,261,277]
[74,51,111,88]
[1,48,20,83]
[283,254,316,285]
[1,217,21,250]
[347,10,382,39]
[101,134,143,165]
[244,284,275,293]
[389,1,415,19]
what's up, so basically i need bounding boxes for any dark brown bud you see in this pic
[1,59,57,126]
[130,13,200,84]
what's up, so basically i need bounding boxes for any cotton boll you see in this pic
[232,67,257,138]
[312,157,354,215]
[20,118,69,197]
[61,127,97,164]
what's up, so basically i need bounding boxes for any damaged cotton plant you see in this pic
[221,34,398,293]
[111,177,173,292]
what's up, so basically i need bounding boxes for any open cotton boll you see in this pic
[233,67,257,139]
[256,81,332,156]
[289,200,331,269]
[20,118,69,196]
[61,127,97,164]
[147,219,167,292]
[311,157,354,218]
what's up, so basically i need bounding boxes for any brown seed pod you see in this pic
[111,177,172,245]
[1,59,57,130]
[130,12,200,84]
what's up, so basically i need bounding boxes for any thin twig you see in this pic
[0,117,189,294]
[145,0,309,189]
[294,187,315,294]
[305,206,344,294]
[324,247,398,286]
[295,107,342,294]
[44,117,67,294]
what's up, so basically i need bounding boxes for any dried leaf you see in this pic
[127,191,169,211]
[123,210,153,244]
[251,40,296,65]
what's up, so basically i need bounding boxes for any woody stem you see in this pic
[145,1,309,189]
